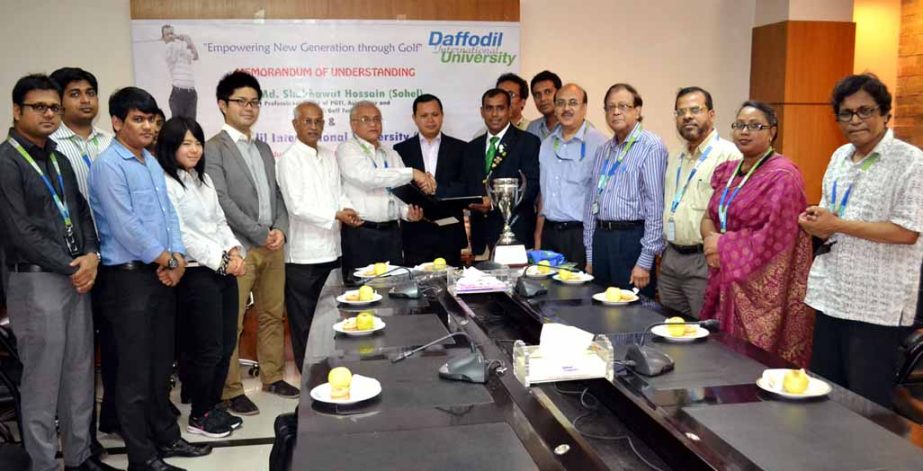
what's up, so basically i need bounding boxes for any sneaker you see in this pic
[187,412,232,438]
[211,406,243,430]
[262,380,300,398]
[224,394,259,415]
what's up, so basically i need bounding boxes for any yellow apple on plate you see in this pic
[373,262,388,275]
[665,317,686,337]
[356,312,375,330]
[782,368,810,394]
[558,269,572,281]
[604,287,622,302]
[358,285,375,301]
[537,260,551,274]
[433,257,446,270]
[328,367,352,400]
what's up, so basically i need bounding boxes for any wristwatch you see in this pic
[167,254,179,270]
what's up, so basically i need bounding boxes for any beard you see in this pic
[680,122,708,142]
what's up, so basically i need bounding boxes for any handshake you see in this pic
[412,169,437,195]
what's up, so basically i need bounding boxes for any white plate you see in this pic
[332,316,386,336]
[310,374,382,405]
[592,291,639,305]
[336,292,383,305]
[756,369,831,399]
[354,263,400,279]
[551,272,594,284]
[651,325,709,342]
[414,262,450,273]
[524,266,555,278]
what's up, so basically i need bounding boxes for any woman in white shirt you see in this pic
[157,117,246,438]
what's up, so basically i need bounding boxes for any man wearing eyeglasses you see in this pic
[526,71,562,141]
[0,74,116,471]
[660,87,740,318]
[205,70,297,416]
[583,83,667,296]
[799,74,923,408]
[336,101,430,282]
[533,83,607,270]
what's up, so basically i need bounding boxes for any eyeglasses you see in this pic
[731,122,771,132]
[604,103,634,114]
[674,106,707,117]
[836,106,880,122]
[226,98,262,108]
[352,116,382,125]
[554,99,582,108]
[22,103,63,115]
[297,118,325,127]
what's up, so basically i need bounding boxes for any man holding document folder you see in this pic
[394,94,469,267]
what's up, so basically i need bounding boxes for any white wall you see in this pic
[1,0,755,151]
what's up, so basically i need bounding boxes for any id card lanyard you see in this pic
[552,126,588,162]
[666,135,718,241]
[76,133,100,169]
[9,138,74,228]
[591,126,641,215]
[359,138,396,219]
[830,152,879,217]
[717,148,773,233]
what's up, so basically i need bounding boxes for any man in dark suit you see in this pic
[394,94,468,267]
[465,88,541,259]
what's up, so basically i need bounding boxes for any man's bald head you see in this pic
[292,101,324,148]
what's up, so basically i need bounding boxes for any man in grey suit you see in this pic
[205,71,297,416]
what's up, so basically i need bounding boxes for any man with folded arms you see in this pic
[278,101,362,371]
[336,100,429,282]
[660,86,740,317]
[534,83,607,270]
[0,74,116,471]
[90,86,209,471]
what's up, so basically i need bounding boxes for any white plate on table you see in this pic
[310,374,382,405]
[551,271,594,284]
[524,266,555,278]
[651,325,709,342]
[332,316,386,337]
[414,262,450,273]
[756,369,831,399]
[592,291,639,305]
[336,291,383,305]
[354,263,401,279]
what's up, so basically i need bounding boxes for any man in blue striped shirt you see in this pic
[583,83,667,297]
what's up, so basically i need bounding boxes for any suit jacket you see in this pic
[205,130,288,248]
[463,125,540,254]
[393,133,468,259]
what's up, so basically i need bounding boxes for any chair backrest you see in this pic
[895,327,923,385]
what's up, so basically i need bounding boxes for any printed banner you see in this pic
[131,19,521,154]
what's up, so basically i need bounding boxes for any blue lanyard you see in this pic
[8,138,73,227]
[717,148,773,233]
[359,140,388,169]
[552,133,587,161]
[595,127,641,198]
[78,134,99,169]
[830,153,879,217]
[670,136,718,214]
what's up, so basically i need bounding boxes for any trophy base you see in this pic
[492,244,528,267]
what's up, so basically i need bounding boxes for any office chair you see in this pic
[0,324,23,443]
[893,327,923,424]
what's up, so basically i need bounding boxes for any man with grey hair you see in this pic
[278,102,361,370]
[336,101,432,282]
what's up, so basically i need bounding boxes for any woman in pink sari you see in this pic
[700,101,815,367]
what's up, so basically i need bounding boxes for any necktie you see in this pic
[485,136,499,173]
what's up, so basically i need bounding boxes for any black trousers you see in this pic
[341,224,402,283]
[176,267,239,418]
[810,312,911,408]
[285,259,339,372]
[541,221,586,271]
[98,266,180,465]
[89,285,119,443]
[591,225,656,298]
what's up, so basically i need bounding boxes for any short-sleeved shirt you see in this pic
[804,129,923,326]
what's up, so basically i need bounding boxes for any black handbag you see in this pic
[268,411,297,471]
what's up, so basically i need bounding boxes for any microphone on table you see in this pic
[361,266,420,299]
[514,263,582,298]
[623,319,721,377]
[391,331,487,384]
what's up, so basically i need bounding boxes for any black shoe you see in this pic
[158,438,212,458]
[169,400,181,417]
[212,406,243,430]
[90,437,108,459]
[187,412,232,438]
[127,457,184,471]
[65,455,123,471]
[262,380,300,398]
[224,394,259,415]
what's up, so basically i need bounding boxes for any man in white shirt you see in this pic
[278,102,361,371]
[161,24,198,120]
[800,74,923,408]
[335,101,431,283]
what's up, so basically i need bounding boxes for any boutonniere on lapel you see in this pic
[483,143,509,184]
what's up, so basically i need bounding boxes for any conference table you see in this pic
[291,270,923,470]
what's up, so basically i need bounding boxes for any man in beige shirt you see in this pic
[661,87,740,317]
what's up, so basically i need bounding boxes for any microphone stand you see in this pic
[392,331,488,383]
[514,262,582,298]
[361,266,420,299]
[624,319,721,377]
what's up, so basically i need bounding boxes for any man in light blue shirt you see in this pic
[526,70,562,141]
[89,87,210,470]
[535,83,607,270]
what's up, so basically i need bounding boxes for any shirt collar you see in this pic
[52,123,105,143]
[852,128,894,162]
[352,134,381,154]
[222,124,252,144]
[611,122,642,146]
[551,120,589,143]
[8,128,56,154]
[292,139,322,158]
[488,123,511,143]
[111,138,153,162]
[420,132,442,146]
[683,129,719,159]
